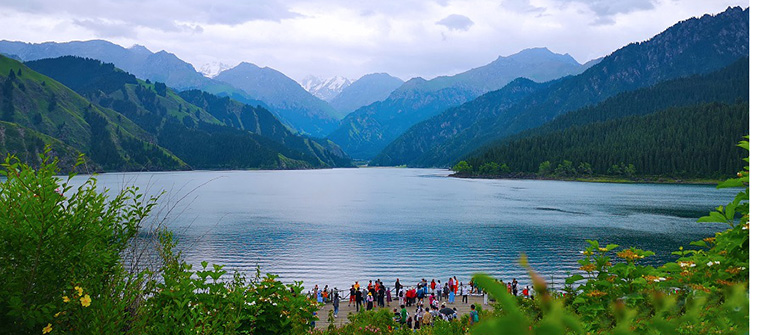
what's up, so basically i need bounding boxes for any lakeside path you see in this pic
[315,294,493,329]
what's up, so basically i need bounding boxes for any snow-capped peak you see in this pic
[300,75,353,101]
[197,62,232,78]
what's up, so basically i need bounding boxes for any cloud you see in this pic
[436,14,474,31]
[0,0,749,81]
[556,0,657,24]
[72,19,138,38]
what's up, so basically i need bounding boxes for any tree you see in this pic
[154,82,167,97]
[452,160,473,174]
[538,161,552,176]
[578,162,593,176]
[555,160,576,177]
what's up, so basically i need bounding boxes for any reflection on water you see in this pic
[71,168,734,290]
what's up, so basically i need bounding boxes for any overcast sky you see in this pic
[0,0,749,81]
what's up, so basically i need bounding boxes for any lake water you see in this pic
[73,168,735,292]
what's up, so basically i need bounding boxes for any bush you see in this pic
[0,149,319,334]
[0,151,155,334]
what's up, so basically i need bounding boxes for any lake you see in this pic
[72,168,735,292]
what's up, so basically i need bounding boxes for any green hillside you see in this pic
[0,55,186,171]
[461,102,748,179]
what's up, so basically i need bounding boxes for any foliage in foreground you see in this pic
[0,149,318,335]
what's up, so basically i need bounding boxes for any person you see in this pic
[436,280,443,300]
[428,293,434,307]
[414,306,423,329]
[469,304,479,325]
[349,286,356,307]
[395,278,402,298]
[378,283,386,307]
[453,276,458,295]
[512,278,518,296]
[443,283,450,303]
[431,306,440,320]
[393,308,401,323]
[430,279,436,293]
[316,285,323,303]
[400,305,408,327]
[448,285,455,303]
[529,285,535,299]
[311,311,317,328]
[461,283,468,303]
[366,292,374,311]
[422,307,432,326]
[386,286,392,304]
[452,307,458,321]
[523,286,529,298]
[333,292,340,316]
[355,288,363,312]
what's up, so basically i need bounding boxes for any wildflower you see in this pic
[716,279,734,286]
[726,267,746,275]
[598,247,608,252]
[706,261,720,267]
[617,249,645,262]
[80,294,91,307]
[75,286,83,296]
[54,312,61,318]
[703,237,716,244]
[689,284,710,293]
[586,290,607,297]
[42,323,53,334]
[678,261,696,268]
[580,264,597,272]
[580,250,593,256]
[62,295,70,303]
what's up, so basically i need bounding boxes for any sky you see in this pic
[0,0,750,81]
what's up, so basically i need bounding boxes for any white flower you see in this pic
[707,261,720,267]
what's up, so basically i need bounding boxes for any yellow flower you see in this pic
[54,312,61,318]
[42,323,53,334]
[598,247,608,252]
[580,264,597,272]
[75,286,83,297]
[80,294,92,307]
[62,295,70,303]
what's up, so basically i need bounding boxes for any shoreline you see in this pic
[450,173,721,185]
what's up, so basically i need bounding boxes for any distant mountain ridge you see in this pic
[328,47,590,159]
[300,75,352,101]
[215,63,341,137]
[329,73,404,118]
[374,6,749,167]
[13,55,351,170]
[0,40,342,137]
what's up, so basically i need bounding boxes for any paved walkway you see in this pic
[315,295,492,329]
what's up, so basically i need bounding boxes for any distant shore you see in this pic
[450,173,721,185]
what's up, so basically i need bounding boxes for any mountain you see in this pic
[215,63,341,137]
[24,56,352,170]
[375,6,749,167]
[327,47,589,159]
[329,73,404,118]
[461,57,749,178]
[0,55,186,171]
[198,62,232,78]
[301,75,352,101]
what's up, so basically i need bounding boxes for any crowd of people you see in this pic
[309,276,534,328]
